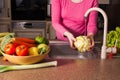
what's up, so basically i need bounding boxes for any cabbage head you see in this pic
[74,36,91,52]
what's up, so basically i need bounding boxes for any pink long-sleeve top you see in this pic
[52,0,98,41]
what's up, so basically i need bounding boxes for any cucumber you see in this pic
[0,33,15,52]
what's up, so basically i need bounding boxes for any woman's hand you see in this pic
[64,32,76,49]
[87,33,95,48]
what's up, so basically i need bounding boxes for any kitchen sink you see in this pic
[49,40,102,59]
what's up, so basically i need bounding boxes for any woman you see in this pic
[52,0,98,49]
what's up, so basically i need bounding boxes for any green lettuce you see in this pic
[107,26,120,53]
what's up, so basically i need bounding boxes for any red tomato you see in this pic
[4,43,16,55]
[16,45,28,56]
[13,43,20,47]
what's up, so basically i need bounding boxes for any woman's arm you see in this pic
[87,0,99,36]
[52,0,76,49]
[51,0,67,36]
[86,0,99,48]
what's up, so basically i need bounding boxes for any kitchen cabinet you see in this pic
[46,21,56,40]
[0,0,11,32]
[0,20,11,32]
[0,0,11,19]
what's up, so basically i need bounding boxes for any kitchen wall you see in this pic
[106,0,120,30]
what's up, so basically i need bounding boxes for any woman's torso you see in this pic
[60,0,96,36]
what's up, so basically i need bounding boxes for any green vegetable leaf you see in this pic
[107,26,120,53]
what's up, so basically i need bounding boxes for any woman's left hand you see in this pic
[87,33,95,48]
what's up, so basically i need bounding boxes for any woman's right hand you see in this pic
[64,32,76,49]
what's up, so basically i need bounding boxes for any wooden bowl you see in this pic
[1,49,50,65]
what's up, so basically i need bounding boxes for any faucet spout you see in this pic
[84,7,108,59]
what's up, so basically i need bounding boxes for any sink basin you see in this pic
[49,40,102,59]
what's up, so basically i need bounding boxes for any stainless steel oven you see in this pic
[11,0,47,20]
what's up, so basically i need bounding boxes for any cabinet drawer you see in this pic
[0,23,10,32]
[13,29,46,39]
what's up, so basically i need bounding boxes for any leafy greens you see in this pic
[107,26,120,53]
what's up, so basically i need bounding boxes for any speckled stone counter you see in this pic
[0,57,120,80]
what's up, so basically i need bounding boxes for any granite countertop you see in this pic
[0,57,120,80]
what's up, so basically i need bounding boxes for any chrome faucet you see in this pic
[84,7,108,59]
